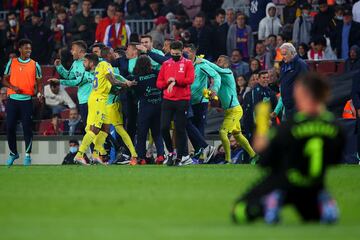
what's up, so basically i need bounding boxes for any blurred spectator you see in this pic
[308,36,337,60]
[95,3,116,43]
[126,0,141,20]
[345,45,360,71]
[236,75,248,104]
[221,0,247,12]
[292,3,312,47]
[44,81,76,114]
[225,8,235,26]
[274,34,285,62]
[43,113,64,136]
[104,7,131,48]
[63,108,85,136]
[354,1,360,23]
[297,43,309,60]
[201,0,223,20]
[258,2,282,40]
[181,0,202,20]
[19,12,53,64]
[50,8,70,51]
[282,0,301,25]
[0,20,8,73]
[243,70,277,139]
[149,16,169,49]
[67,1,79,20]
[255,41,273,70]
[333,8,360,60]
[212,9,228,59]
[248,0,272,33]
[69,0,96,46]
[230,49,249,78]
[188,12,214,60]
[0,87,6,117]
[329,5,344,33]
[245,58,261,80]
[43,0,62,28]
[62,140,80,165]
[6,12,20,55]
[227,12,254,61]
[311,0,334,40]
[148,0,161,19]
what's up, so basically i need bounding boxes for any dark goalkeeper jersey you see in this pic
[259,111,345,189]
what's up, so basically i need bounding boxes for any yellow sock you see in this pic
[233,132,256,158]
[219,128,231,162]
[115,125,137,158]
[94,130,108,156]
[77,131,96,157]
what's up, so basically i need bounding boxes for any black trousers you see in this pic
[234,174,323,222]
[6,98,33,155]
[160,99,189,158]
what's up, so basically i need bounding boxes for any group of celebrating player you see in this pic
[48,36,258,166]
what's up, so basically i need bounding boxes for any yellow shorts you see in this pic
[220,105,243,134]
[87,95,109,129]
[106,102,123,126]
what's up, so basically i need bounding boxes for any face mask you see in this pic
[9,19,16,27]
[171,55,181,62]
[335,16,343,20]
[69,146,78,154]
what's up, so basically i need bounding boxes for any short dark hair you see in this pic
[195,12,206,19]
[18,39,32,48]
[72,40,87,52]
[133,55,152,76]
[215,8,226,16]
[100,46,112,59]
[7,11,17,18]
[50,80,60,87]
[258,70,268,77]
[184,43,197,52]
[70,1,78,7]
[84,53,99,66]
[232,48,242,55]
[140,35,152,41]
[69,139,79,145]
[90,42,105,50]
[296,72,330,103]
[218,55,231,66]
[170,41,183,50]
[315,36,327,47]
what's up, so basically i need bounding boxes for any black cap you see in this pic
[318,0,327,5]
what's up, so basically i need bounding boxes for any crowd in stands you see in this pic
[1,0,360,138]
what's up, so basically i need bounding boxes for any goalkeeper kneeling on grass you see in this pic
[232,72,345,224]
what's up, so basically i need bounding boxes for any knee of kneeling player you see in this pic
[231,201,250,224]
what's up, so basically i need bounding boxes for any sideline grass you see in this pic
[0,165,359,240]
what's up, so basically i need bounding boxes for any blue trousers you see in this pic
[78,103,88,126]
[191,102,208,136]
[186,105,208,152]
[6,98,33,155]
[136,101,164,159]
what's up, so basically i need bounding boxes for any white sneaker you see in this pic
[203,145,215,163]
[179,155,193,166]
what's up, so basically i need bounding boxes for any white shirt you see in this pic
[353,2,360,23]
[103,23,131,46]
[44,85,76,108]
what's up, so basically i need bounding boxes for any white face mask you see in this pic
[9,19,17,27]
[335,16,343,20]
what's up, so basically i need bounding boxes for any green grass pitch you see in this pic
[0,165,359,240]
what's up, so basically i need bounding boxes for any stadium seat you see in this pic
[60,109,70,119]
[317,61,337,75]
[337,62,345,74]
[65,87,78,104]
[307,61,317,72]
[38,119,52,135]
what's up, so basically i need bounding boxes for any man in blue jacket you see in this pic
[274,43,308,120]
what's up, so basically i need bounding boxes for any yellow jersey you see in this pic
[92,61,113,98]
